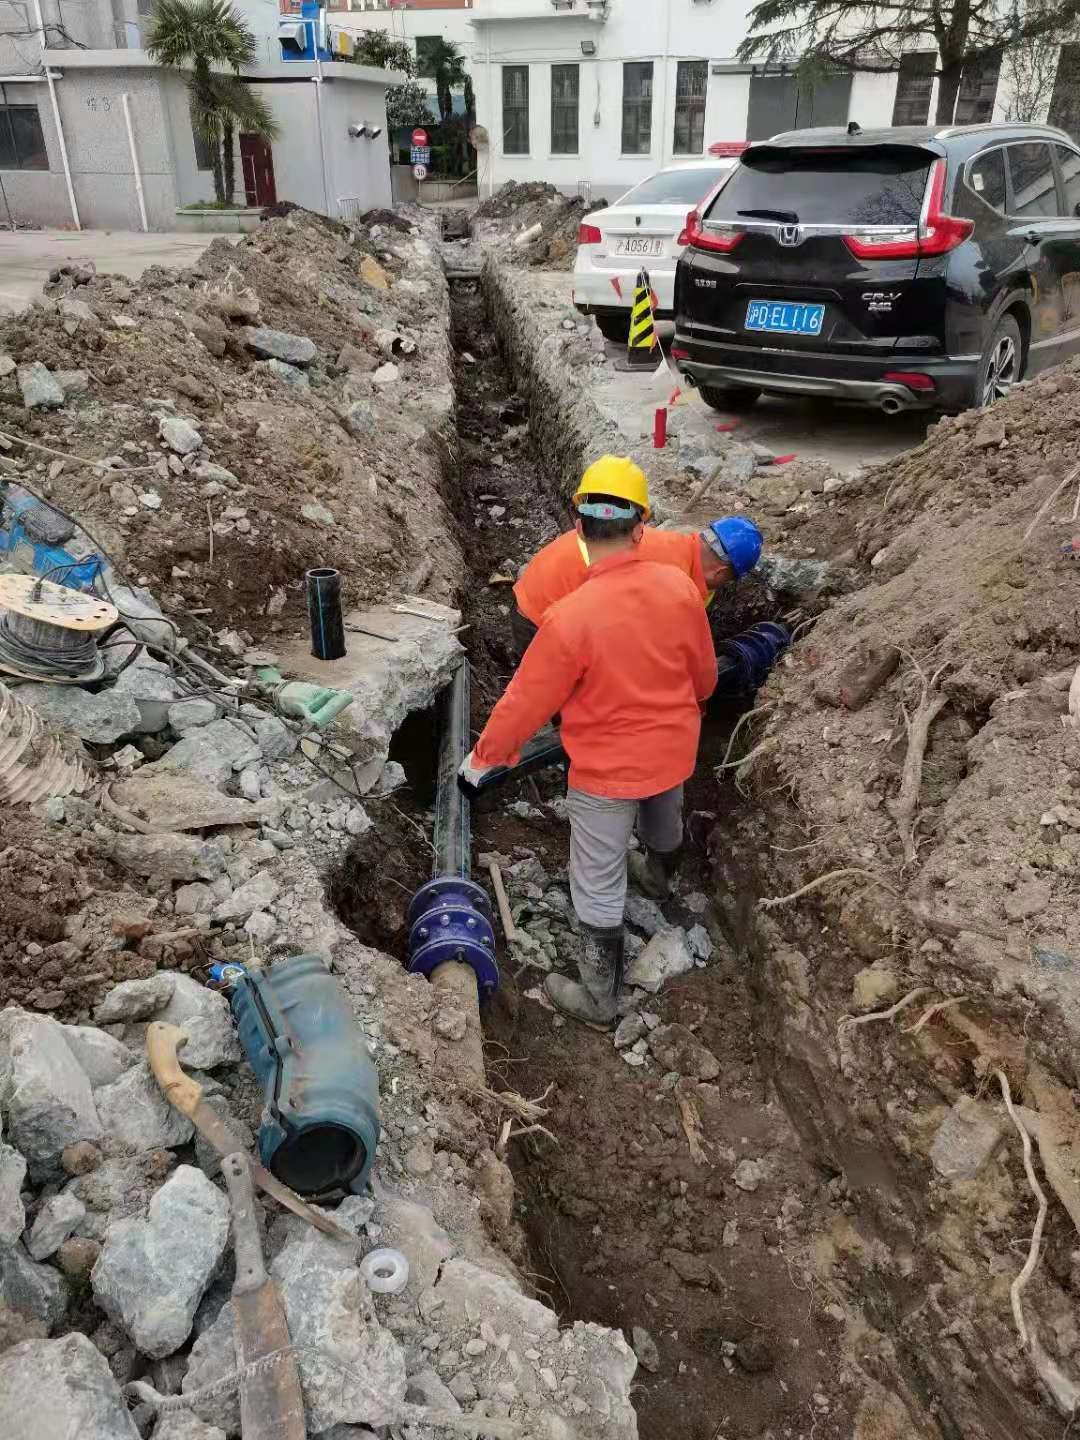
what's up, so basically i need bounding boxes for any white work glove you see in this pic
[458,749,493,787]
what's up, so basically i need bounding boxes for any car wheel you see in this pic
[699,384,761,413]
[978,315,1022,407]
[595,313,631,343]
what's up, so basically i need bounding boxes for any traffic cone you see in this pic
[625,267,657,367]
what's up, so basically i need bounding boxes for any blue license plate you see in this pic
[745,300,825,335]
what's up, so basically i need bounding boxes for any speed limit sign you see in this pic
[413,163,428,181]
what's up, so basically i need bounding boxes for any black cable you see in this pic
[0,612,99,680]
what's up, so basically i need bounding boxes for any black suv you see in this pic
[671,122,1080,414]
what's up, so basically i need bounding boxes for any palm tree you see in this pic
[146,0,278,205]
[417,37,468,125]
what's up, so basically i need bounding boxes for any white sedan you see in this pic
[572,157,738,342]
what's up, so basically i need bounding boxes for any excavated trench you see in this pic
[329,274,873,1440]
[332,261,1076,1440]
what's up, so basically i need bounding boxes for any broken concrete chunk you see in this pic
[0,1331,140,1440]
[254,715,297,760]
[270,1230,407,1432]
[623,893,670,939]
[91,1164,229,1359]
[371,362,399,387]
[626,928,694,993]
[13,683,139,745]
[0,1010,102,1180]
[733,1157,765,1193]
[94,1061,195,1152]
[110,658,178,733]
[631,1325,661,1374]
[213,870,280,923]
[58,1026,134,1089]
[613,1013,647,1049]
[156,975,241,1070]
[152,718,261,787]
[930,1096,1007,1181]
[17,361,64,410]
[258,357,309,389]
[300,500,336,528]
[0,1143,27,1246]
[94,973,176,1024]
[155,1414,228,1440]
[0,353,15,377]
[359,255,390,290]
[111,768,263,832]
[241,326,316,366]
[159,416,202,455]
[54,368,89,399]
[0,1241,68,1329]
[105,831,226,883]
[27,1192,86,1261]
[168,698,221,732]
[339,399,374,437]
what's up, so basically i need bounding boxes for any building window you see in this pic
[622,61,653,155]
[502,65,529,154]
[190,102,216,172]
[673,59,707,154]
[0,95,47,170]
[891,52,935,127]
[1049,44,1080,139]
[953,52,1001,124]
[551,63,579,155]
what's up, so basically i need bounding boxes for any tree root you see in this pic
[838,987,934,1036]
[904,995,968,1035]
[757,867,898,911]
[715,703,774,772]
[995,1068,1047,1352]
[886,657,950,866]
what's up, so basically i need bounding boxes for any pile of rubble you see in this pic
[473,183,600,271]
[0,206,461,636]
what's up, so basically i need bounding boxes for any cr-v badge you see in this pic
[862,291,901,312]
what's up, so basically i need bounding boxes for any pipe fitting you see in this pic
[407,876,499,997]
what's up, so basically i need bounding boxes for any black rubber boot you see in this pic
[545,922,624,1028]
[628,845,682,902]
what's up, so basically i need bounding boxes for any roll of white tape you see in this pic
[360,1247,410,1295]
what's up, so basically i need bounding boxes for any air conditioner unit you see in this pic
[581,39,596,56]
[331,29,354,57]
[278,20,306,48]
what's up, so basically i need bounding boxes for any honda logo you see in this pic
[778,224,802,247]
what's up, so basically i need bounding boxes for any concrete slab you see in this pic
[276,596,464,780]
[0,230,239,317]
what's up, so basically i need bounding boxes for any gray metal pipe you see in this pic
[433,658,471,880]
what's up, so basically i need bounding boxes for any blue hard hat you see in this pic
[704,516,763,578]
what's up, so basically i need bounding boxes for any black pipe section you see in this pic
[457,725,567,800]
[434,659,471,879]
[306,567,346,662]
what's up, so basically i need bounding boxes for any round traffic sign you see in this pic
[413,163,428,181]
[411,128,429,146]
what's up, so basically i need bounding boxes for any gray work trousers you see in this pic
[566,784,684,929]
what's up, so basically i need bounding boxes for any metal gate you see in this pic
[747,70,853,141]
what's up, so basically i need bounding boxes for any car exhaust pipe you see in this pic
[879,393,906,415]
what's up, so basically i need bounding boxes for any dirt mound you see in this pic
[714,363,1080,1435]
[0,207,461,640]
[474,182,602,269]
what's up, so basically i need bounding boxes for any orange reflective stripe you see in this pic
[576,535,590,567]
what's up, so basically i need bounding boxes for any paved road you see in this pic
[0,230,236,316]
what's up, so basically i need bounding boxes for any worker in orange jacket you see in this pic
[459,456,718,1027]
[511,478,764,659]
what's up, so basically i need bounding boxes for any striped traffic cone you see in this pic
[624,267,658,367]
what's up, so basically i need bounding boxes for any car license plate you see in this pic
[613,237,664,257]
[745,300,825,335]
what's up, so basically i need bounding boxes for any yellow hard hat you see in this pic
[574,455,650,521]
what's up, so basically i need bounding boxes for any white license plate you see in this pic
[612,237,664,257]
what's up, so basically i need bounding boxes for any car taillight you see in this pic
[842,159,973,260]
[680,209,742,253]
[577,223,603,245]
[670,346,690,360]
[884,371,936,392]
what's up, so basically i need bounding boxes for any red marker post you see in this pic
[653,407,668,449]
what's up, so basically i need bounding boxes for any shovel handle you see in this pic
[146,1022,202,1118]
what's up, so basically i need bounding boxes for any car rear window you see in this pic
[705,146,934,226]
[619,166,730,205]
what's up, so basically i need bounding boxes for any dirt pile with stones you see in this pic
[474,181,601,270]
[0,206,460,641]
[713,359,1080,1438]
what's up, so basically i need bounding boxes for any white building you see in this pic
[332,0,1080,201]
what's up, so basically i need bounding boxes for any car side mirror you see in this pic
[1074,201,1080,217]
